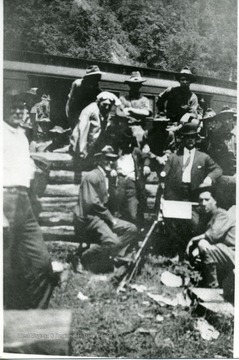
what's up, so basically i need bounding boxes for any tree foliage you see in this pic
[4,0,237,80]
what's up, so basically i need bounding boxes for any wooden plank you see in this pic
[40,198,78,213]
[4,309,72,355]
[30,152,73,170]
[188,288,224,303]
[49,170,74,184]
[42,226,77,242]
[39,212,73,226]
[198,302,234,318]
[45,184,79,197]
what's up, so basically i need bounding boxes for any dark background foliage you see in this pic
[4,0,237,80]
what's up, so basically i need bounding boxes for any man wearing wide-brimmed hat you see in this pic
[158,122,222,258]
[73,145,138,275]
[66,65,104,129]
[119,71,152,147]
[156,66,201,124]
[209,106,237,175]
[70,91,121,183]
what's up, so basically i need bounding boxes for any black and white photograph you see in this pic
[2,0,237,357]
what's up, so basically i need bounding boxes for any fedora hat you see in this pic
[180,122,198,136]
[193,183,216,200]
[175,66,196,83]
[94,145,119,159]
[83,65,103,78]
[202,108,216,121]
[49,126,71,134]
[125,71,146,84]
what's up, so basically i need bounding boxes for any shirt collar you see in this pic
[184,147,196,155]
[4,122,24,134]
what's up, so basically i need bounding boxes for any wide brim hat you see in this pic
[94,145,119,159]
[49,126,71,134]
[154,112,170,122]
[125,71,146,84]
[193,183,216,199]
[202,108,216,121]
[175,66,196,83]
[180,122,199,136]
[83,65,103,78]
[215,106,236,121]
[36,117,51,123]
[96,91,121,106]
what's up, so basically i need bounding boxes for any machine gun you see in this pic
[117,210,164,293]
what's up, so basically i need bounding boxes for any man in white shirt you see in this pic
[159,122,222,258]
[3,91,57,309]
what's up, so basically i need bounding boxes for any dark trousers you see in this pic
[3,187,55,309]
[116,176,139,224]
[77,216,137,273]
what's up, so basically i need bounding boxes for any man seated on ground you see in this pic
[156,66,202,126]
[159,122,222,258]
[3,90,59,309]
[73,146,138,276]
[65,65,103,130]
[70,91,121,183]
[186,185,235,288]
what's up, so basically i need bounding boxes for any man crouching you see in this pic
[73,146,138,275]
[186,184,235,289]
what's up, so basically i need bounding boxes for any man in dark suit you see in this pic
[159,122,222,258]
[73,146,137,274]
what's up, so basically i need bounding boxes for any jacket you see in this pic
[163,148,222,200]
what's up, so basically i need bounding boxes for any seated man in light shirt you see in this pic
[3,90,58,309]
[115,128,151,229]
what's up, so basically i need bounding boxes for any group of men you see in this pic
[3,64,236,311]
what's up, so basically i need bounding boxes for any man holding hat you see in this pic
[186,184,235,289]
[70,91,121,183]
[159,122,222,257]
[66,65,103,129]
[157,66,201,124]
[73,145,138,274]
[119,71,152,148]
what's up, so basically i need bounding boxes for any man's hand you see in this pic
[203,176,212,185]
[143,166,151,176]
[156,154,169,165]
[197,239,212,252]
[111,218,117,227]
[186,234,205,256]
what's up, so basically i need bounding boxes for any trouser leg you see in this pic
[3,189,55,309]
[116,177,138,224]
[81,217,137,273]
[198,241,234,287]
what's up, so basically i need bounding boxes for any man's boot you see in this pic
[202,263,219,288]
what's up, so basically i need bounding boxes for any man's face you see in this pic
[129,83,142,92]
[220,117,234,132]
[179,76,190,89]
[183,135,196,150]
[206,119,217,132]
[100,157,116,173]
[98,99,113,117]
[199,191,217,214]
[6,103,25,128]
